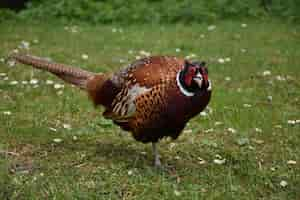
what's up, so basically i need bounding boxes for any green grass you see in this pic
[0,19,299,199]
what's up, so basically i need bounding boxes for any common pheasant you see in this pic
[9,54,212,167]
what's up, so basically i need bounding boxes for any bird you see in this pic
[9,54,212,167]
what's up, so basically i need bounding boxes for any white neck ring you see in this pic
[176,71,195,97]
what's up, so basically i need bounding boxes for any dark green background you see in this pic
[1,0,299,23]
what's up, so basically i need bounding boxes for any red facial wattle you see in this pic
[184,67,196,86]
[184,74,193,86]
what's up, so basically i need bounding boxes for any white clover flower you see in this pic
[169,142,176,150]
[227,128,237,133]
[287,120,296,125]
[207,25,216,31]
[12,49,19,54]
[53,138,63,143]
[46,80,54,85]
[197,157,206,165]
[255,128,262,133]
[200,111,208,117]
[185,54,196,59]
[33,39,39,44]
[175,156,181,160]
[183,129,192,134]
[270,167,276,171]
[139,50,150,57]
[225,57,231,62]
[81,54,88,60]
[248,145,255,150]
[225,76,231,81]
[30,79,39,85]
[214,121,223,126]
[22,81,28,85]
[175,48,181,52]
[19,40,30,49]
[174,190,181,196]
[70,26,78,33]
[54,83,64,89]
[267,95,273,102]
[241,23,247,28]
[237,88,242,92]
[204,128,214,133]
[207,106,213,114]
[127,170,133,175]
[276,75,286,81]
[189,53,196,58]
[262,70,271,76]
[215,154,222,159]
[287,160,296,165]
[280,180,288,187]
[243,103,252,108]
[63,123,72,130]
[252,139,264,144]
[241,48,247,53]
[49,127,57,132]
[9,81,18,85]
[57,90,63,95]
[7,60,16,67]
[214,159,226,165]
[3,111,12,115]
[274,124,282,129]
[218,58,225,64]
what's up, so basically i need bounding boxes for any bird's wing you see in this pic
[104,83,154,122]
[104,56,184,122]
[111,56,184,88]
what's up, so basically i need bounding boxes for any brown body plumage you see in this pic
[9,54,212,167]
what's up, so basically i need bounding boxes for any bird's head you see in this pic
[179,60,211,94]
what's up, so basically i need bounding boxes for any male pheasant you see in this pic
[9,54,212,167]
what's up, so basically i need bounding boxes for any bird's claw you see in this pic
[154,158,162,168]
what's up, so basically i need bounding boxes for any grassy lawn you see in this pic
[0,19,299,199]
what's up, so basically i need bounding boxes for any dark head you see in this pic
[178,60,210,94]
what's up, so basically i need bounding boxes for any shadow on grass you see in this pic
[50,137,189,172]
[5,134,203,175]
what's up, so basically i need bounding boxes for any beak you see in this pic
[193,72,203,88]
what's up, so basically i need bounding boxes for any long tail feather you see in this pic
[8,53,95,90]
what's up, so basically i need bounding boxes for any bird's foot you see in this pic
[152,142,163,169]
[154,157,162,169]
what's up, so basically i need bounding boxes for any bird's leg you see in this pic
[152,142,161,167]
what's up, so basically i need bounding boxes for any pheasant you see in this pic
[9,54,212,167]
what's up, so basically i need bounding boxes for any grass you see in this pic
[0,19,299,199]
